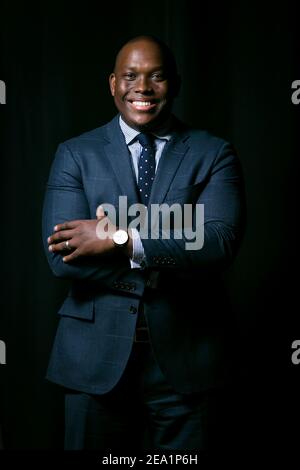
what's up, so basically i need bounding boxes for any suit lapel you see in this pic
[148,130,190,205]
[104,116,140,207]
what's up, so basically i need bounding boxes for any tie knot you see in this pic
[138,133,154,149]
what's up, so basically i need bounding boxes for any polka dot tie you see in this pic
[137,133,156,206]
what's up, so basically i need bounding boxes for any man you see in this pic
[42,35,245,451]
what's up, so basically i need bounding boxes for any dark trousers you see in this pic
[64,342,230,451]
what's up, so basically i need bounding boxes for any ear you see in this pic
[109,73,115,96]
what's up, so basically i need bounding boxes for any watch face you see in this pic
[113,230,128,246]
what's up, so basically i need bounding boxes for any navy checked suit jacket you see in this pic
[42,114,245,395]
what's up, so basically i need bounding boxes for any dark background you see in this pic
[0,0,299,453]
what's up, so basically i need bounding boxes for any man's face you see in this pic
[109,40,177,131]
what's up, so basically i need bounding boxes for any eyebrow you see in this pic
[122,65,165,71]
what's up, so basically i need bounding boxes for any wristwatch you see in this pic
[112,229,129,248]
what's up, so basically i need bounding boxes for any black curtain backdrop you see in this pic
[0,0,299,453]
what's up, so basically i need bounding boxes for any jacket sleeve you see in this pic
[141,142,246,274]
[42,143,145,295]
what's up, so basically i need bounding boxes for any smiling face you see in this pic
[109,38,179,132]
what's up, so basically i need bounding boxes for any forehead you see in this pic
[115,41,165,70]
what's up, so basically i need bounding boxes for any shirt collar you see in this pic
[119,116,172,145]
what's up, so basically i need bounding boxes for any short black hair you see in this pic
[113,35,179,78]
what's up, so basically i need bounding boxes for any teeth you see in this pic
[132,101,152,106]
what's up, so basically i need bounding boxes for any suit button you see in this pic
[129,306,137,314]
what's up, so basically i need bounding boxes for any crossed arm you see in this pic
[42,141,245,281]
[42,143,135,284]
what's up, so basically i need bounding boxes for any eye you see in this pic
[152,72,165,81]
[123,72,136,80]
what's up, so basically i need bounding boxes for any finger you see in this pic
[48,240,75,253]
[63,249,80,263]
[54,220,81,232]
[48,229,75,245]
[96,205,108,219]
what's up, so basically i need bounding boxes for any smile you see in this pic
[129,100,157,111]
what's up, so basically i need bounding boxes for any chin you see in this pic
[127,117,156,131]
[135,114,166,131]
[134,118,156,129]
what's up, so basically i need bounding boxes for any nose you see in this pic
[134,75,153,94]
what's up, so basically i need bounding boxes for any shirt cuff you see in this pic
[130,228,146,269]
